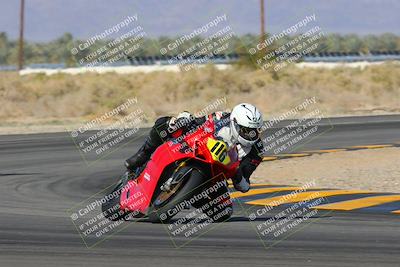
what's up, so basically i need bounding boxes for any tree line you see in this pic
[1,32,399,66]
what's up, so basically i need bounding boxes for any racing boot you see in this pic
[232,176,250,193]
[124,136,158,174]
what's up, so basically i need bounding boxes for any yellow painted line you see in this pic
[230,187,301,199]
[278,153,310,157]
[228,183,275,188]
[391,210,400,214]
[245,190,371,206]
[349,144,392,149]
[251,183,275,187]
[314,195,400,211]
[277,153,310,157]
[304,149,347,153]
[263,156,278,161]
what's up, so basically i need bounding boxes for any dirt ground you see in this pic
[253,147,400,193]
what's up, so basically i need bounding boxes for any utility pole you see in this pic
[18,0,25,70]
[260,0,265,44]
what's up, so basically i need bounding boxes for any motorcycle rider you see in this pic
[125,103,264,193]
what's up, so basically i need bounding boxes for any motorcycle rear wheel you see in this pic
[101,174,131,221]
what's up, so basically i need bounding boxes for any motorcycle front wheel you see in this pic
[148,166,205,223]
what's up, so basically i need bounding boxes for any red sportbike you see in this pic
[101,118,240,223]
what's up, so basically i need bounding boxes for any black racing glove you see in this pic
[232,144,263,192]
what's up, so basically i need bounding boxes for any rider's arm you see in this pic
[169,111,207,134]
[233,139,264,191]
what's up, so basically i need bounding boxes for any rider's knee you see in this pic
[150,116,172,143]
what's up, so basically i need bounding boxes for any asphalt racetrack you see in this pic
[1,115,400,266]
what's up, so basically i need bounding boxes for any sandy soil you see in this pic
[253,147,400,193]
[2,64,400,124]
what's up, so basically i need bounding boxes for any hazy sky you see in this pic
[1,0,399,41]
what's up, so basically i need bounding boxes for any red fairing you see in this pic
[120,119,217,214]
[170,128,183,138]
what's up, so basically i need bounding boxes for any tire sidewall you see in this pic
[101,176,128,221]
[148,167,206,223]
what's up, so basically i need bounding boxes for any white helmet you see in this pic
[230,103,263,147]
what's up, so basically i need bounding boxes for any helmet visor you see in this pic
[233,119,260,142]
[238,126,259,141]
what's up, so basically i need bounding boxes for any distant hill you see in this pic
[1,0,400,41]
